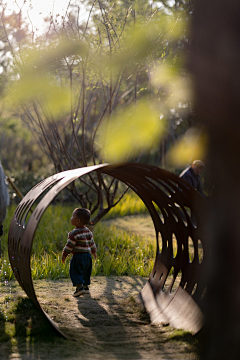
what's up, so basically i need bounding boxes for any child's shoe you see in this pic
[73,287,85,297]
[83,286,90,294]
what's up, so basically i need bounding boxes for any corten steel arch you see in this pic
[8,163,207,338]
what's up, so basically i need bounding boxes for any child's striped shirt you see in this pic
[62,226,96,259]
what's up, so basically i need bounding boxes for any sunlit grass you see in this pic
[92,223,155,277]
[104,191,148,219]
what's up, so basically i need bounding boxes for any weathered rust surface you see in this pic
[8,163,207,337]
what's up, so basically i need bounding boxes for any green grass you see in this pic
[104,191,148,219]
[92,223,155,277]
[163,328,200,354]
[1,197,155,281]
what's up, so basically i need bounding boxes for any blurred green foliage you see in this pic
[0,0,205,223]
[0,115,51,174]
[99,100,166,161]
[0,0,197,167]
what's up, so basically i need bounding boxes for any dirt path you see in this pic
[0,277,198,360]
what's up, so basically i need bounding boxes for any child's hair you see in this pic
[74,208,91,225]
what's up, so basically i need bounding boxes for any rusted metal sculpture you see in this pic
[0,160,9,258]
[8,163,207,338]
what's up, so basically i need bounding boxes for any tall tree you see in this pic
[190,0,240,358]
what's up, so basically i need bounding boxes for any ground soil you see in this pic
[0,276,198,360]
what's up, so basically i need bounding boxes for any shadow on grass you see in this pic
[0,296,64,358]
[14,297,56,341]
[0,310,12,358]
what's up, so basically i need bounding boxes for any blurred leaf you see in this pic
[5,38,88,115]
[167,128,207,167]
[7,73,71,115]
[150,62,193,105]
[150,63,177,88]
[166,76,193,107]
[98,99,166,162]
[108,14,186,72]
[109,22,160,71]
[22,38,88,72]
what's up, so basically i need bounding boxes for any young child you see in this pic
[62,208,97,297]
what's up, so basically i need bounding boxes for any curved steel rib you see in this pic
[8,163,206,337]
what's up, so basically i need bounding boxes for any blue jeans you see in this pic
[69,252,92,287]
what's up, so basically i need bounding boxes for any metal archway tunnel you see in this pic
[8,163,207,338]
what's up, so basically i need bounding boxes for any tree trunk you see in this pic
[190,0,240,358]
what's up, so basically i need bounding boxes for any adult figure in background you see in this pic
[179,160,205,196]
[0,160,9,239]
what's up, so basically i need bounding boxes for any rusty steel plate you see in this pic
[8,163,207,338]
